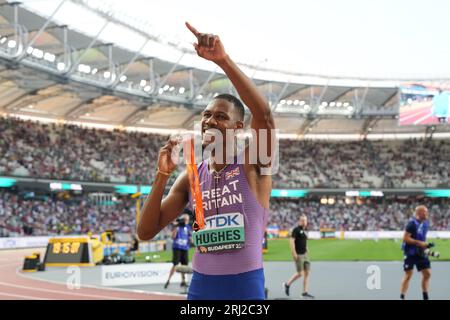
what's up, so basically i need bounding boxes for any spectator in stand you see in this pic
[1,189,449,237]
[1,117,450,189]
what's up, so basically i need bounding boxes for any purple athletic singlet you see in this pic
[188,157,269,276]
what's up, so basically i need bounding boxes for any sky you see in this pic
[12,0,450,80]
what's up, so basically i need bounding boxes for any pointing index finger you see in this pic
[185,22,200,37]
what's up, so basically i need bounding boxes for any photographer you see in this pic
[164,214,191,289]
[130,234,139,252]
[400,205,435,300]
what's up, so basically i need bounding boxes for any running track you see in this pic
[0,248,183,300]
[399,103,440,125]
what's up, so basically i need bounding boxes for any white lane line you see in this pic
[16,267,185,299]
[0,291,49,300]
[414,113,433,125]
[400,108,430,122]
[0,281,129,300]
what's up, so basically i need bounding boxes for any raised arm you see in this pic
[171,226,178,240]
[186,22,275,166]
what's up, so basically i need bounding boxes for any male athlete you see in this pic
[138,22,275,300]
[400,205,432,300]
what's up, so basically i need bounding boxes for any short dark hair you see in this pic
[213,93,245,121]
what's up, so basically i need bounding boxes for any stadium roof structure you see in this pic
[0,0,449,139]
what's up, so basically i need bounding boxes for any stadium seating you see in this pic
[1,189,449,237]
[1,117,450,189]
[1,117,450,236]
[270,198,450,231]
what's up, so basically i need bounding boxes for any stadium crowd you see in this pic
[0,190,137,237]
[1,189,449,237]
[269,198,450,231]
[0,117,176,186]
[276,138,450,188]
[1,117,450,189]
[1,117,450,238]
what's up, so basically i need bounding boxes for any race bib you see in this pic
[193,212,245,254]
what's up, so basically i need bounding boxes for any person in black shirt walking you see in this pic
[283,214,314,299]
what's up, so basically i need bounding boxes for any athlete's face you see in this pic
[201,99,243,148]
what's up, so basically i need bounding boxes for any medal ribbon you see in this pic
[183,137,205,231]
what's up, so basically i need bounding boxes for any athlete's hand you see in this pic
[185,22,228,64]
[293,254,298,261]
[157,137,180,175]
[417,241,428,249]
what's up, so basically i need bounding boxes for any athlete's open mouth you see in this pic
[202,125,216,133]
[202,127,221,143]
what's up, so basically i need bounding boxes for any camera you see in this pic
[424,248,440,258]
[176,217,186,227]
[420,243,440,258]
